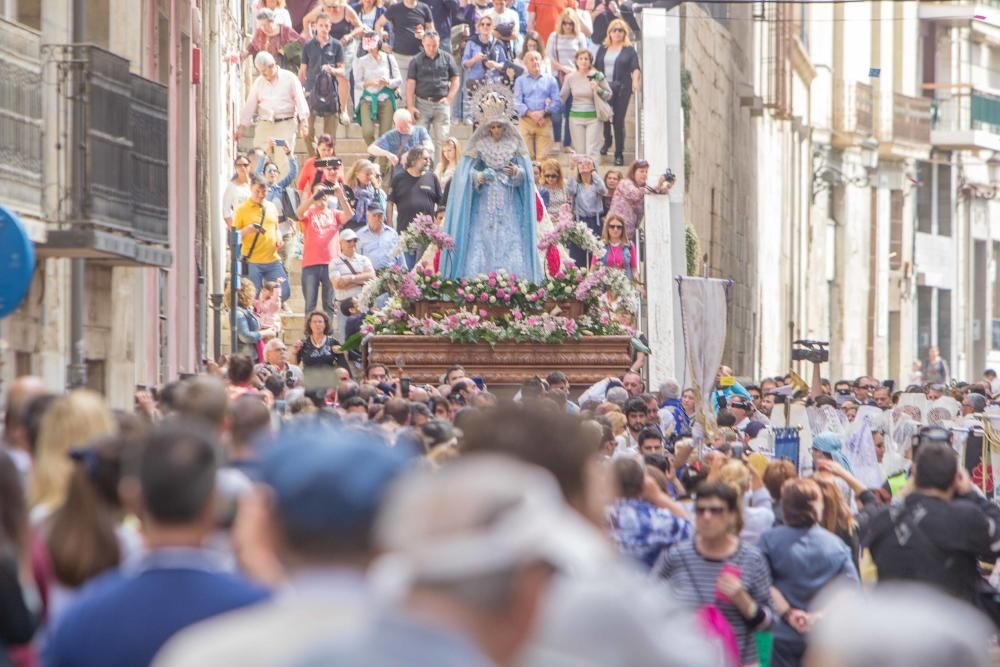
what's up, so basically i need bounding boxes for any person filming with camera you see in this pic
[861,434,1000,627]
[233,174,291,301]
[255,339,304,388]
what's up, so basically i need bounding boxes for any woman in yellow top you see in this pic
[232,174,291,301]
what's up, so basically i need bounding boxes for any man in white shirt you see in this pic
[330,229,375,339]
[236,51,310,176]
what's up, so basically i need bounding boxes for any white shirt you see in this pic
[223,180,252,221]
[240,68,310,126]
[485,7,520,33]
[330,253,375,299]
[353,52,404,106]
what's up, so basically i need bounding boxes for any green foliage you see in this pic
[685,224,700,276]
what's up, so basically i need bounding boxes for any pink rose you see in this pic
[479,293,489,302]
[431,281,441,289]
[479,309,488,317]
[466,294,475,303]
[487,277,497,287]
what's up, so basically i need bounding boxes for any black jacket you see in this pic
[861,491,1000,605]
[594,44,640,101]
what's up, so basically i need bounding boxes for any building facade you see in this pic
[0,0,205,407]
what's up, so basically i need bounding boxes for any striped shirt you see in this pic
[606,498,692,569]
[654,540,774,665]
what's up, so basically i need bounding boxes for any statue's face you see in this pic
[489,123,503,140]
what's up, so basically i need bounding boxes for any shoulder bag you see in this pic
[240,206,267,275]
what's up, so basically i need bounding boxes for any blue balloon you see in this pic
[0,206,35,319]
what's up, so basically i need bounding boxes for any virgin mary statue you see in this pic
[440,84,543,282]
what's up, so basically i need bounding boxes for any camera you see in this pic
[791,339,829,364]
[285,370,295,388]
[663,168,676,183]
[316,157,342,169]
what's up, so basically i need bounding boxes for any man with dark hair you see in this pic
[862,442,1000,613]
[852,376,877,405]
[620,398,647,452]
[176,376,230,434]
[226,395,273,480]
[336,381,360,406]
[716,409,737,428]
[608,457,691,568]
[227,354,257,395]
[386,147,441,256]
[341,396,369,416]
[637,428,664,456]
[154,426,409,667]
[47,422,267,667]
[443,364,466,385]
[383,398,411,427]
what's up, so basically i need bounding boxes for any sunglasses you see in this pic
[544,173,559,179]
[265,168,279,174]
[562,20,575,25]
[695,506,727,517]
[610,27,625,32]
[607,224,623,229]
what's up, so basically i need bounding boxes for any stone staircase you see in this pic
[223,104,637,352]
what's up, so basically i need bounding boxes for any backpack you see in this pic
[311,69,340,116]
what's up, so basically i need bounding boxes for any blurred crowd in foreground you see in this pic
[1,360,999,667]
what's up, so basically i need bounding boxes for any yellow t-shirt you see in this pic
[233,199,281,264]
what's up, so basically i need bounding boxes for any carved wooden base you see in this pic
[367,335,634,389]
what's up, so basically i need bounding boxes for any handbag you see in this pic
[594,86,613,123]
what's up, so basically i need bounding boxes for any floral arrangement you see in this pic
[358,262,638,342]
[361,301,629,343]
[404,263,599,311]
[390,213,455,258]
[537,205,606,259]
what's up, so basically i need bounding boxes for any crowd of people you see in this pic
[225,0,674,357]
[1,357,1000,666]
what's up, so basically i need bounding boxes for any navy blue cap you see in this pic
[367,201,385,215]
[259,425,413,533]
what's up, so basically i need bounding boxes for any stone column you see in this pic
[640,8,686,387]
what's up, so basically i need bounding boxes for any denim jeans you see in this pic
[301,264,335,318]
[247,260,290,301]
[553,93,572,147]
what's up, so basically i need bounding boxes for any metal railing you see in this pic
[932,89,1000,135]
[47,44,170,244]
[0,19,42,209]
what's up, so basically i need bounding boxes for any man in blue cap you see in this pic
[356,200,405,271]
[153,425,413,667]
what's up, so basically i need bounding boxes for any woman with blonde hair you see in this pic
[345,158,387,228]
[719,459,775,545]
[595,18,640,166]
[435,137,461,191]
[538,158,568,218]
[226,277,276,360]
[29,390,116,524]
[594,213,637,280]
[546,9,589,152]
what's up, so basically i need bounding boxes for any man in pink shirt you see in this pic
[298,183,346,318]
[236,51,311,176]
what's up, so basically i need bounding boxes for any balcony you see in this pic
[0,19,43,225]
[39,44,171,267]
[893,94,932,145]
[920,1,1000,30]
[931,89,1000,152]
[832,80,873,148]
